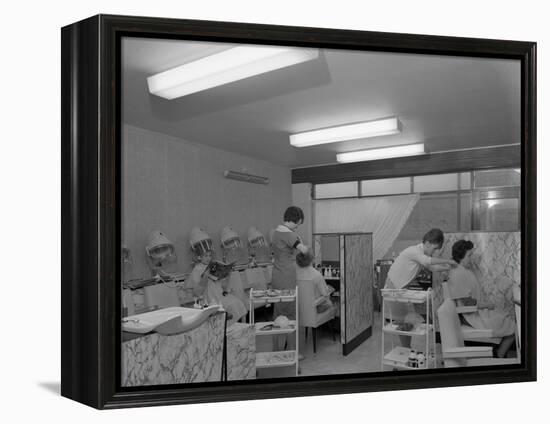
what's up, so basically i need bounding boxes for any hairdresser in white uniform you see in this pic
[386,228,457,346]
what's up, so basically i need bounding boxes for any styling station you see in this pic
[119,35,523,386]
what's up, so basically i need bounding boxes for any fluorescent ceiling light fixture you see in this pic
[147,46,319,99]
[290,117,401,147]
[336,143,425,163]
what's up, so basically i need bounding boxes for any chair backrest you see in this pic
[244,267,267,290]
[297,279,318,327]
[143,283,180,309]
[437,298,466,367]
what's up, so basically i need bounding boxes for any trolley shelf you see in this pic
[250,289,296,304]
[382,323,433,337]
[380,289,430,304]
[383,347,435,370]
[381,288,437,371]
[256,351,297,368]
[254,321,297,336]
[250,287,299,377]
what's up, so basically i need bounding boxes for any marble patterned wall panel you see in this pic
[432,232,520,320]
[226,323,256,381]
[344,234,374,343]
[121,313,225,386]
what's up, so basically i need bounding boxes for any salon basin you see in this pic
[122,305,221,335]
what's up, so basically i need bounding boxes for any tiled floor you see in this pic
[257,311,518,378]
[298,312,440,376]
[298,312,385,376]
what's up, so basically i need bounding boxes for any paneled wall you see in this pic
[122,124,292,279]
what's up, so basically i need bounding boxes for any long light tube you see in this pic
[147,46,319,99]
[290,117,401,147]
[336,143,425,163]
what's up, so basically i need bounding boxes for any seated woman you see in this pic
[447,240,516,358]
[295,251,335,314]
[187,249,248,326]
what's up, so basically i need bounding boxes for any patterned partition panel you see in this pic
[343,234,374,345]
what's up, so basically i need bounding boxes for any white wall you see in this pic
[123,124,291,277]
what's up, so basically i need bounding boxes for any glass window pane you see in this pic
[474,169,520,188]
[395,193,459,241]
[361,177,411,196]
[478,198,519,231]
[315,181,357,199]
[414,173,458,192]
[460,193,472,231]
[460,172,472,190]
[320,235,340,262]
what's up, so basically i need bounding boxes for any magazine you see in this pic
[207,260,235,280]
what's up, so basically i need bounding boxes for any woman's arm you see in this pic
[295,242,308,254]
[314,272,331,297]
[430,257,458,267]
[412,249,456,271]
[427,264,451,272]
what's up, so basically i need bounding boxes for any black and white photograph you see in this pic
[119,36,524,385]
[4,0,546,420]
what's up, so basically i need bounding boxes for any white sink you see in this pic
[122,305,221,335]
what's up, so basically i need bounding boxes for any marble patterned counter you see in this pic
[121,313,256,386]
[226,322,256,381]
[121,312,225,386]
[433,232,520,320]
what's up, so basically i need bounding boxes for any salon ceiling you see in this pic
[122,37,520,169]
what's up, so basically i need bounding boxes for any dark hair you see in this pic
[452,240,474,263]
[422,228,444,248]
[284,206,304,224]
[296,250,314,268]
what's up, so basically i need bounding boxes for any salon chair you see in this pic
[441,282,501,345]
[297,279,337,354]
[437,299,519,367]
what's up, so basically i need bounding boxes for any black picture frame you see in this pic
[61,14,537,409]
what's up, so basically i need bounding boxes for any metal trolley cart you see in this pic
[381,288,436,371]
[249,288,299,376]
